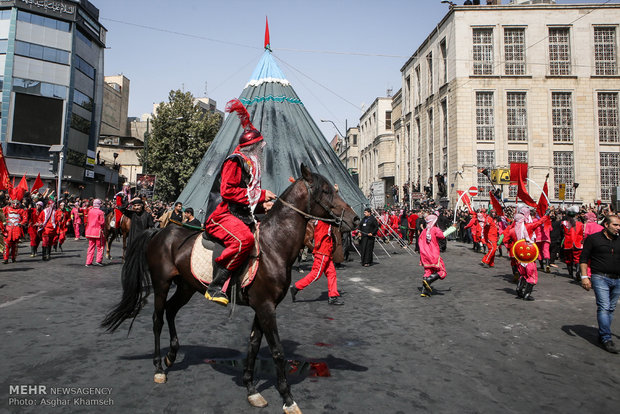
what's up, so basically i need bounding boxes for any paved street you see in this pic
[1,237,618,414]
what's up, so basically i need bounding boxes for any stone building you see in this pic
[396,1,620,206]
[359,96,395,207]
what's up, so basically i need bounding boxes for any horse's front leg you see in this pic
[256,306,302,414]
[245,315,267,408]
[152,290,167,383]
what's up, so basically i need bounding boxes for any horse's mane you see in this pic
[261,171,331,226]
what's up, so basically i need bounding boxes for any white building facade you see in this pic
[397,2,620,206]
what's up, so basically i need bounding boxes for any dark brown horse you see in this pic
[101,164,359,413]
[103,210,131,260]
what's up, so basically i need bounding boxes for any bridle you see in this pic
[277,178,345,227]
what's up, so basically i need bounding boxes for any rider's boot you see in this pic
[205,263,231,306]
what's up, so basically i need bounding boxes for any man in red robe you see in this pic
[203,99,276,306]
[3,199,27,263]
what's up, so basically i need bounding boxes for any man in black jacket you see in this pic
[580,215,620,353]
[359,208,379,267]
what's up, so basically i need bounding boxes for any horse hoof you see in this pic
[248,393,268,408]
[282,402,302,414]
[153,373,167,383]
[164,355,174,368]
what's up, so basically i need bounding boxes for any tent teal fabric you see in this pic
[177,49,368,221]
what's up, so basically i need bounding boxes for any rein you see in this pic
[276,179,343,226]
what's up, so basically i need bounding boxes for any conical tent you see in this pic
[177,47,368,221]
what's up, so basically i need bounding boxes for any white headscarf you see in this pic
[425,214,438,242]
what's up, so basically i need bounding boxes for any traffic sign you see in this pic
[468,186,478,197]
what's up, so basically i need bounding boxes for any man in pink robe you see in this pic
[419,214,456,297]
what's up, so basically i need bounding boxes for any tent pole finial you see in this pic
[264,16,271,51]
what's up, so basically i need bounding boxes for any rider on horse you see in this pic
[113,183,131,229]
[203,99,276,306]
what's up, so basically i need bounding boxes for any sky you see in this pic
[101,0,616,141]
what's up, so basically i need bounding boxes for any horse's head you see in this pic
[299,163,360,232]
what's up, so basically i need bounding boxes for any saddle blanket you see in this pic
[190,230,260,288]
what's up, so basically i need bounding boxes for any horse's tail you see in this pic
[101,228,159,333]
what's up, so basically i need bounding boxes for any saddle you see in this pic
[190,227,260,289]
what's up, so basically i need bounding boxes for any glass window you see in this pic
[76,29,92,47]
[477,150,495,195]
[473,28,494,75]
[476,91,494,141]
[507,92,527,141]
[71,112,91,135]
[553,151,575,199]
[73,89,93,111]
[14,40,69,65]
[14,41,29,56]
[43,46,56,62]
[552,92,573,143]
[549,27,571,76]
[594,27,618,76]
[30,13,44,27]
[29,43,43,59]
[504,28,526,75]
[0,39,7,54]
[598,92,619,143]
[76,55,95,79]
[600,152,620,201]
[17,10,70,32]
[13,77,67,99]
[17,10,30,23]
[0,10,11,20]
[57,20,70,32]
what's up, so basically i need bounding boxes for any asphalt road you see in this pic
[1,237,618,414]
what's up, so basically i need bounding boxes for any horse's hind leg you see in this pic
[256,307,301,414]
[163,279,194,368]
[152,282,170,383]
[245,315,267,408]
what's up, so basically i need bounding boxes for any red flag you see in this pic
[536,177,549,218]
[31,172,44,194]
[511,162,537,207]
[457,190,474,214]
[0,145,10,190]
[489,191,504,217]
[264,16,270,50]
[15,173,29,200]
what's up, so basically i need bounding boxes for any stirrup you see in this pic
[205,291,229,306]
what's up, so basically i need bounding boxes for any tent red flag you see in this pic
[511,162,537,207]
[15,173,29,200]
[536,177,549,218]
[0,145,11,191]
[264,16,270,50]
[457,190,474,214]
[31,172,44,194]
[489,190,504,217]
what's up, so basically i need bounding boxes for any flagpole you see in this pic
[453,190,468,224]
[526,177,550,205]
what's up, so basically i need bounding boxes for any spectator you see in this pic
[359,208,379,267]
[580,215,620,353]
[184,207,202,227]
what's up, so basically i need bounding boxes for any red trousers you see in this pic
[28,226,40,247]
[482,240,497,267]
[205,214,254,270]
[517,262,538,285]
[3,241,17,261]
[564,248,582,265]
[295,253,340,297]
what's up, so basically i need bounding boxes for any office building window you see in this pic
[508,150,528,197]
[0,39,7,54]
[0,10,11,20]
[504,28,526,75]
[13,77,67,99]
[415,65,421,104]
[427,52,433,95]
[385,111,392,130]
[73,89,93,112]
[71,113,91,135]
[549,27,571,75]
[476,91,494,141]
[600,152,620,201]
[473,28,493,75]
[594,27,617,76]
[507,92,527,141]
[75,55,95,79]
[15,40,69,65]
[553,151,575,199]
[17,10,70,32]
[477,150,495,195]
[440,38,448,85]
[598,92,619,143]
[552,92,573,143]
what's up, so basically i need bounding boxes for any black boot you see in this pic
[567,263,574,280]
[544,259,551,274]
[42,247,47,261]
[205,264,231,306]
[523,283,535,301]
[516,277,526,298]
[30,246,36,257]
[511,266,520,283]
[422,273,441,296]
[290,285,299,302]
